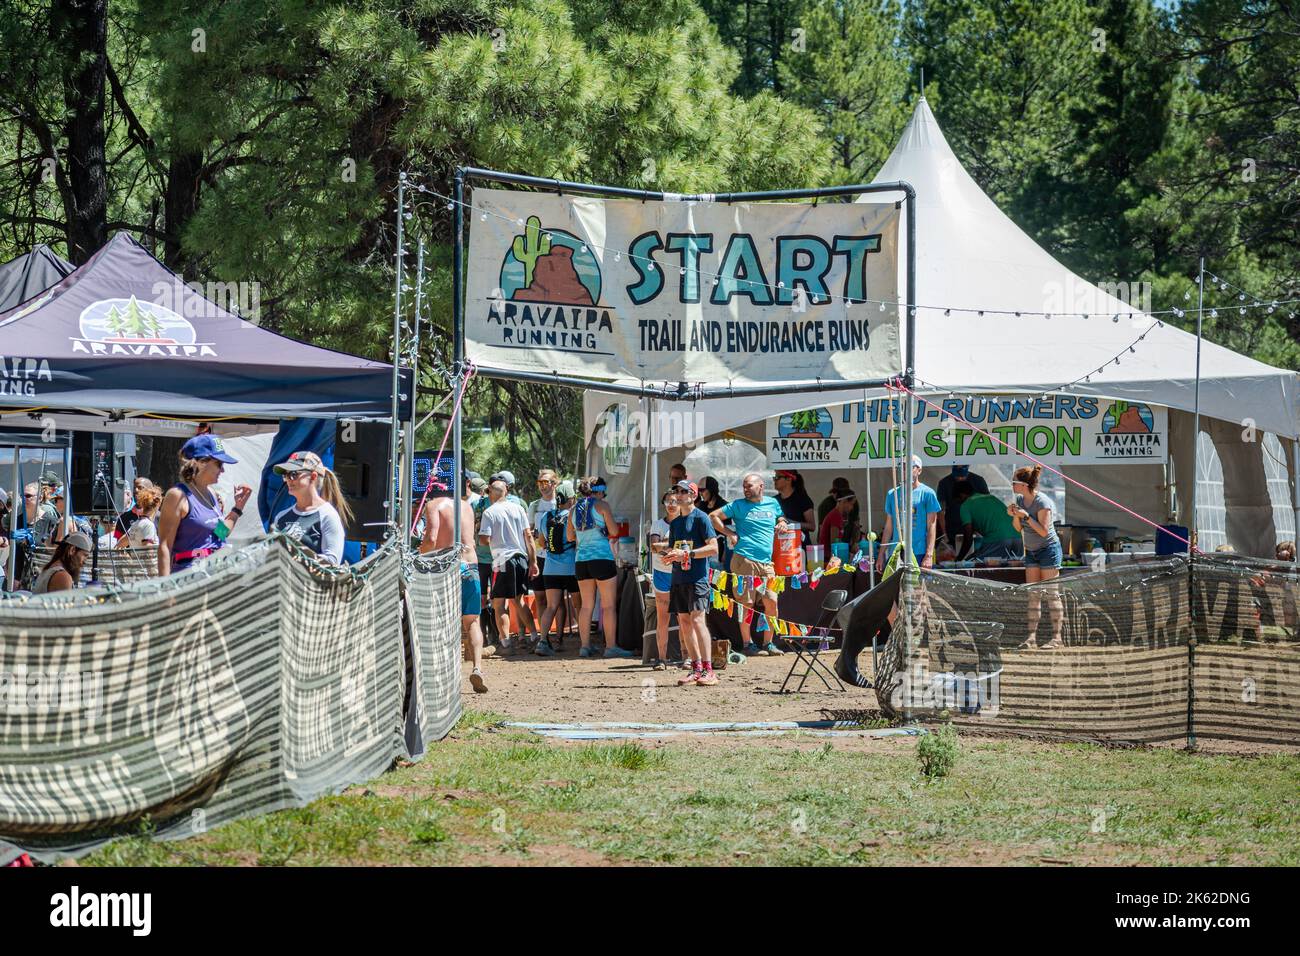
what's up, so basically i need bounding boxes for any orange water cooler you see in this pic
[773,528,804,576]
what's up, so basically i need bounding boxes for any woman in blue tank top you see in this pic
[566,476,630,659]
[157,433,253,575]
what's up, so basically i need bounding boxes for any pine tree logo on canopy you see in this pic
[771,407,839,463]
[778,407,834,439]
[73,296,217,358]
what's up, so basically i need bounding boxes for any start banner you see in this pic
[464,188,901,385]
[767,395,1169,469]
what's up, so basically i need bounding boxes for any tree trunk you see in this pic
[52,0,109,264]
[164,150,203,271]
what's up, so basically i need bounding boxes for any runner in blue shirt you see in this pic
[711,472,786,656]
[664,481,719,685]
[878,455,941,572]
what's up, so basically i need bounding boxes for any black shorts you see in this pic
[526,556,546,592]
[575,559,617,582]
[543,573,579,593]
[669,578,711,614]
[490,554,530,599]
[477,562,492,595]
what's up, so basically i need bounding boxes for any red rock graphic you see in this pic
[513,245,594,305]
[1113,407,1151,433]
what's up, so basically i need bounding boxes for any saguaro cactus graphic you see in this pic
[512,215,552,288]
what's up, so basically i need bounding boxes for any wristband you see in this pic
[231,507,243,518]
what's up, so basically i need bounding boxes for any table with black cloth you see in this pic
[707,566,877,650]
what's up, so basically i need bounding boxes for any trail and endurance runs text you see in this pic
[638,317,872,354]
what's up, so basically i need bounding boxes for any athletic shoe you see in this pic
[652,659,667,671]
[695,670,718,686]
[469,670,487,693]
[763,642,784,656]
[743,642,762,656]
[603,646,635,659]
[677,670,700,686]
[534,640,555,657]
[480,645,497,658]
[578,646,598,658]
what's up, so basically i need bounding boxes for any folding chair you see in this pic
[779,588,849,694]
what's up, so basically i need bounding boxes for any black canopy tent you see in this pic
[0,233,412,585]
[0,232,408,422]
[0,244,75,315]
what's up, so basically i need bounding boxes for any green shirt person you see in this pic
[955,489,1024,561]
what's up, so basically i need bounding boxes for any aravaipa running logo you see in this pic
[72,296,217,358]
[1096,400,1161,458]
[486,216,612,353]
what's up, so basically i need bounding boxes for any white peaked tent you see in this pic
[580,97,1300,555]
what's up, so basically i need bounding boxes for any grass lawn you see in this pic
[80,711,1300,866]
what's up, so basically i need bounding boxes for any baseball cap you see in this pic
[468,473,487,494]
[911,455,923,469]
[182,433,239,464]
[64,530,92,552]
[555,480,575,502]
[830,476,851,491]
[273,450,324,475]
[490,470,516,487]
[673,479,698,496]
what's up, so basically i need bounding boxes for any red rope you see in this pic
[891,379,1197,553]
[409,362,476,537]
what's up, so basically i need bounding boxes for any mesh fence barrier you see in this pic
[0,534,461,863]
[27,544,159,588]
[404,548,463,758]
[881,555,1299,747]
[1188,554,1300,746]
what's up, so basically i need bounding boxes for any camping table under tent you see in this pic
[580,97,1300,562]
[0,231,410,580]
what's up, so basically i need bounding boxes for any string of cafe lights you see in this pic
[908,267,1300,402]
[398,179,1300,323]
[1198,269,1299,323]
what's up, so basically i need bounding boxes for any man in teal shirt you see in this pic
[710,473,786,656]
[878,455,941,572]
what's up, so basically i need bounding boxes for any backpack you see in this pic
[544,508,570,555]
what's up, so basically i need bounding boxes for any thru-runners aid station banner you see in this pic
[465,188,901,385]
[768,395,1169,469]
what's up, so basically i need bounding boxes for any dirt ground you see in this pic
[459,636,1294,756]
[461,638,877,726]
